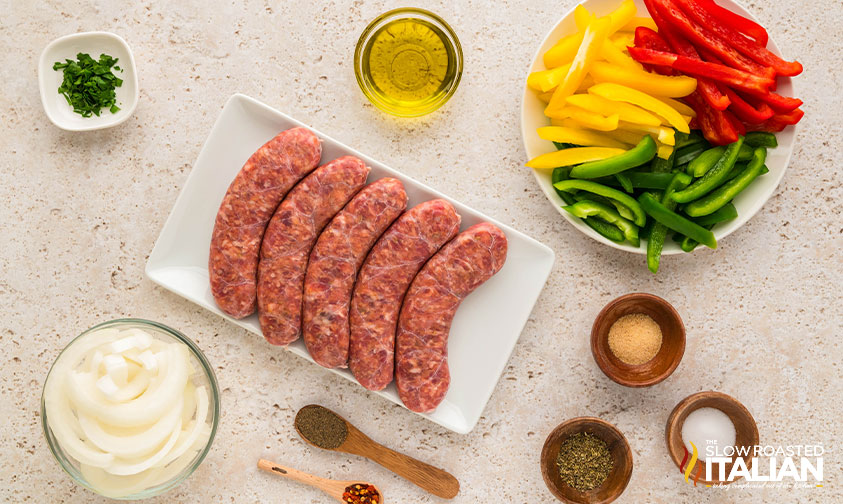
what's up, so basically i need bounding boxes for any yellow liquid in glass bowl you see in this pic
[355,9,462,117]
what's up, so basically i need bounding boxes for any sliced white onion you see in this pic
[78,397,184,459]
[181,382,196,424]
[137,350,158,371]
[107,369,151,402]
[80,462,165,499]
[44,387,113,468]
[103,354,128,387]
[124,328,153,350]
[67,345,187,427]
[105,418,182,476]
[87,350,104,374]
[109,336,138,354]
[96,375,120,398]
[45,327,213,495]
[155,386,209,468]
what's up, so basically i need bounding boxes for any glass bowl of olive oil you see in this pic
[354,8,463,117]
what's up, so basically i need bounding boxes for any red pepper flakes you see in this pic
[342,483,380,504]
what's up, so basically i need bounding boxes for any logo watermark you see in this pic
[680,442,824,489]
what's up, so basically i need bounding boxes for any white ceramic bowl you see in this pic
[39,32,139,131]
[520,0,796,254]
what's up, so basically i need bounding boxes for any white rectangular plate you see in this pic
[146,94,555,434]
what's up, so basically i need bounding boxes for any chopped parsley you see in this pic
[53,53,124,117]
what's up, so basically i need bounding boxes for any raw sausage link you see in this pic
[257,156,370,345]
[349,199,461,390]
[395,222,508,413]
[209,127,321,318]
[303,178,408,368]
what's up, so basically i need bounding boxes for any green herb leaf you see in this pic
[53,52,123,118]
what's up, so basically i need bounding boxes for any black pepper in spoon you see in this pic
[295,404,348,450]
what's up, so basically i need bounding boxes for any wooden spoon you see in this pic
[257,459,382,503]
[295,405,459,499]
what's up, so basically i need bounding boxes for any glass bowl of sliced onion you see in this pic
[41,318,219,499]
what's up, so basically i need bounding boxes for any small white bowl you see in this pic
[520,0,796,255]
[39,32,139,131]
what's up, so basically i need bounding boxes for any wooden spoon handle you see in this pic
[257,459,333,491]
[361,445,459,499]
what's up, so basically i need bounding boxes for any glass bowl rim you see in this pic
[40,317,221,500]
[353,7,464,117]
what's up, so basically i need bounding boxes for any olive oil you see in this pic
[359,15,461,116]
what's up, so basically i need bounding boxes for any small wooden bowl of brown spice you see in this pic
[591,293,685,387]
[540,417,632,504]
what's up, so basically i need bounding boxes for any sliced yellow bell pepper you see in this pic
[621,17,658,32]
[544,33,583,69]
[590,83,691,133]
[545,16,610,117]
[543,0,636,68]
[656,96,697,117]
[610,32,635,52]
[536,126,630,148]
[607,0,637,32]
[566,94,661,126]
[537,74,593,98]
[574,5,593,30]
[602,128,649,145]
[553,106,620,131]
[589,62,698,98]
[600,40,642,70]
[657,144,674,160]
[617,121,676,145]
[526,147,627,170]
[527,64,572,92]
[577,75,595,92]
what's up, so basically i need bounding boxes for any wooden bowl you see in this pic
[666,391,760,486]
[540,417,633,504]
[591,293,685,387]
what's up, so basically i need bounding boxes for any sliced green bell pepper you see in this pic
[564,200,640,247]
[691,202,738,226]
[639,192,717,249]
[554,179,647,226]
[736,143,754,162]
[572,192,635,221]
[569,136,657,178]
[672,137,744,204]
[673,143,706,166]
[684,147,767,217]
[584,216,625,242]
[601,172,676,190]
[646,172,692,273]
[744,131,778,148]
[551,167,576,205]
[687,146,725,177]
[615,173,634,193]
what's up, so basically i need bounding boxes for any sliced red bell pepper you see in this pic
[674,0,802,76]
[650,0,770,77]
[633,27,677,74]
[724,109,746,136]
[635,27,672,53]
[697,47,778,92]
[685,92,740,145]
[722,87,774,123]
[740,89,803,114]
[642,0,730,110]
[697,0,768,46]
[628,46,774,94]
[746,108,804,132]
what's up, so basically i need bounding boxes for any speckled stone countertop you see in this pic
[1,0,840,502]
